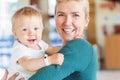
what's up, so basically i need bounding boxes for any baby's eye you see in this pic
[22,28,27,31]
[34,27,39,30]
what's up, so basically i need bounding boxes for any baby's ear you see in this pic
[12,28,17,38]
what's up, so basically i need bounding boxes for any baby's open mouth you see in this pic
[27,39,36,43]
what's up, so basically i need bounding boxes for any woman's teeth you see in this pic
[63,28,74,32]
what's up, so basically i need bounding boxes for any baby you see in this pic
[7,6,64,80]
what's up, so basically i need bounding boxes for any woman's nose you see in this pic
[64,15,72,26]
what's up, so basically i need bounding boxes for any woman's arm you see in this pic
[17,53,64,72]
[29,38,98,80]
[46,46,62,55]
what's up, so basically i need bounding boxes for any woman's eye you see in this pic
[58,13,64,16]
[74,14,80,17]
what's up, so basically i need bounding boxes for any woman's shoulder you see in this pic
[66,38,92,48]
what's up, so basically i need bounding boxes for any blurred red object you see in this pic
[100,1,116,10]
[114,25,120,34]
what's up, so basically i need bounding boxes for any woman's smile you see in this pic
[62,28,75,35]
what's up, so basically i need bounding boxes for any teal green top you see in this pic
[29,38,98,80]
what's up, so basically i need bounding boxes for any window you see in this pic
[48,0,62,46]
[0,1,18,78]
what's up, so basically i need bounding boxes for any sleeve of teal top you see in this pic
[29,38,98,80]
[63,45,98,80]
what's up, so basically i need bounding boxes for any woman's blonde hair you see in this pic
[55,0,89,17]
[12,6,42,28]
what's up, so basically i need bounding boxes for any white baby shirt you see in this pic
[8,40,48,80]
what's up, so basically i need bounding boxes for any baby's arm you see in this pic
[17,53,64,72]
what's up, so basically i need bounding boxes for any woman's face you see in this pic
[55,1,89,44]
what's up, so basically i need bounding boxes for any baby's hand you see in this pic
[48,53,64,65]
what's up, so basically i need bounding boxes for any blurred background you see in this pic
[0,0,120,80]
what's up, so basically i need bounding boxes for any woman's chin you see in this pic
[63,37,74,42]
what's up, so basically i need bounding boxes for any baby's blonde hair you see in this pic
[12,6,43,29]
[55,0,89,17]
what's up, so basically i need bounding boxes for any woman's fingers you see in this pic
[19,78,25,80]
[2,69,8,80]
[8,72,19,80]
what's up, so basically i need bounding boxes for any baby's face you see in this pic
[13,16,43,48]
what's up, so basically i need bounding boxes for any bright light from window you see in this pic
[2,0,18,3]
[48,0,56,15]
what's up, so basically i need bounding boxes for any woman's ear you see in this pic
[85,16,90,27]
[84,16,90,30]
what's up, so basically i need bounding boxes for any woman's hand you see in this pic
[2,69,8,80]
[48,53,64,65]
[2,69,25,80]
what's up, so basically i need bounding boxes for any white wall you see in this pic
[95,1,120,48]
[17,0,30,8]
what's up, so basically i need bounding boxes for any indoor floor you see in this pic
[97,70,120,80]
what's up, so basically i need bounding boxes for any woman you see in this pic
[2,0,98,80]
